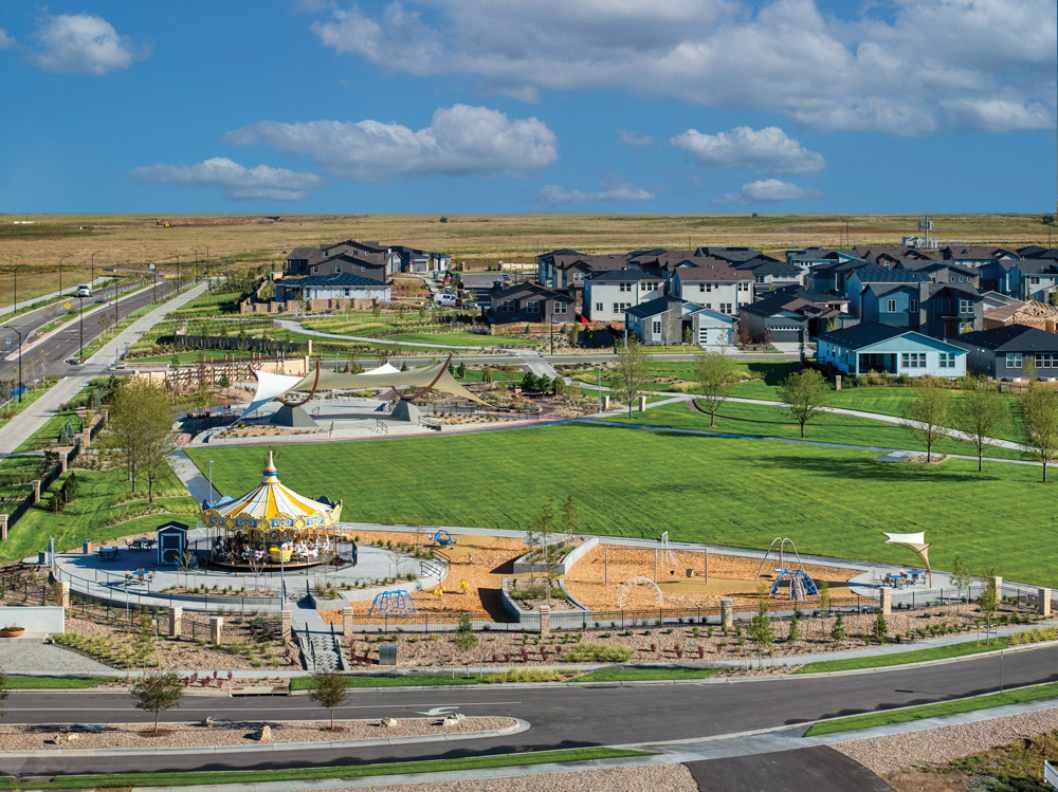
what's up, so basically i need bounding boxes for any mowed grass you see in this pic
[188,423,1058,586]
[796,639,1010,674]
[605,401,1026,460]
[804,681,1058,737]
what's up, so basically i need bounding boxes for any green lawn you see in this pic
[796,639,1010,674]
[805,681,1058,737]
[572,666,720,683]
[0,465,198,562]
[188,423,1058,587]
[4,675,109,689]
[0,747,651,790]
[606,401,1025,460]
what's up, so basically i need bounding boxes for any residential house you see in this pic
[895,260,981,290]
[389,245,451,275]
[949,325,1058,380]
[302,252,388,280]
[484,282,575,325]
[583,269,666,323]
[785,247,848,273]
[687,307,737,349]
[982,297,1058,333]
[816,324,966,378]
[733,257,805,289]
[1016,258,1058,301]
[845,266,930,318]
[693,246,766,265]
[739,288,847,343]
[806,256,869,293]
[671,261,754,315]
[920,285,984,339]
[940,245,1021,269]
[625,295,685,346]
[274,272,391,303]
[849,246,938,265]
[536,250,627,291]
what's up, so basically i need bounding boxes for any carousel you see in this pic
[201,451,344,570]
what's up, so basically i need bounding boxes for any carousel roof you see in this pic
[207,451,339,528]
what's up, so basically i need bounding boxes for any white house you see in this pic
[671,263,754,315]
[584,269,666,323]
[274,272,392,303]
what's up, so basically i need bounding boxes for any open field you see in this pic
[2,212,1052,306]
[188,422,1058,587]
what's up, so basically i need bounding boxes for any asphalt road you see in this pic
[0,279,180,382]
[686,748,893,792]
[3,643,1056,776]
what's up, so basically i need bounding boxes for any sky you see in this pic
[0,0,1055,214]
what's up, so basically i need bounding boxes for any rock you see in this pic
[442,716,462,728]
[202,716,215,729]
[65,733,79,742]
[381,717,398,728]
[255,724,272,742]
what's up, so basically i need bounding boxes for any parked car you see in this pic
[434,292,458,307]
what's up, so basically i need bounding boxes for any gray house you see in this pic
[922,285,984,339]
[949,325,1058,381]
[625,295,685,345]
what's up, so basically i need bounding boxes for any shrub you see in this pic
[562,641,632,663]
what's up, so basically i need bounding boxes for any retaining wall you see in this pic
[0,606,64,636]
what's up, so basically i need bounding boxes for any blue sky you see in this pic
[0,0,1054,214]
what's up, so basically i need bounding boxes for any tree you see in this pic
[108,380,174,501]
[872,611,888,643]
[454,611,478,652]
[309,671,348,731]
[955,379,1006,472]
[131,672,183,735]
[694,353,740,427]
[748,590,774,653]
[830,613,846,641]
[779,368,829,439]
[133,613,156,671]
[787,613,801,643]
[614,337,647,417]
[1021,384,1058,482]
[950,556,971,597]
[979,571,999,634]
[904,384,952,462]
[817,580,831,613]
[1024,356,1039,383]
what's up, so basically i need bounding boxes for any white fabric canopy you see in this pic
[239,371,305,420]
[884,531,930,570]
[362,362,401,376]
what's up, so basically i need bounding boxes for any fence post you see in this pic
[0,515,7,542]
[169,607,183,639]
[1039,588,1052,618]
[59,581,70,609]
[209,616,223,646]
[720,598,734,631]
[879,587,892,617]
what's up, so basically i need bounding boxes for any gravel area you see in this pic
[0,716,515,751]
[834,705,1058,775]
[347,763,698,792]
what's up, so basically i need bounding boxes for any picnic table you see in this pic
[97,547,120,561]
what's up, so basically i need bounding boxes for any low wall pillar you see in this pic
[601,395,610,411]
[281,609,292,643]
[342,607,354,643]
[538,605,551,638]
[209,616,223,646]
[638,395,647,412]
[1039,588,1052,618]
[31,480,42,505]
[169,607,183,639]
[880,587,893,617]
[720,598,734,631]
[0,515,8,542]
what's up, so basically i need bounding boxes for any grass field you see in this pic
[0,747,651,790]
[604,400,1025,460]
[3,676,109,689]
[804,681,1058,737]
[796,639,1010,674]
[188,422,1058,586]
[2,213,1051,307]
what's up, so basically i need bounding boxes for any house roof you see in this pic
[316,252,387,269]
[1014,258,1058,275]
[926,284,983,300]
[282,272,388,288]
[898,260,979,277]
[956,325,1058,352]
[734,258,802,277]
[693,246,764,263]
[851,266,930,284]
[587,268,663,283]
[626,295,685,319]
[490,281,573,302]
[816,323,915,349]
[940,245,1017,261]
[675,261,754,282]
[1019,246,1058,260]
[851,245,938,262]
[741,289,844,318]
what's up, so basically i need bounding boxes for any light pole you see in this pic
[78,295,85,362]
[58,255,68,295]
[90,252,96,287]
[207,459,215,506]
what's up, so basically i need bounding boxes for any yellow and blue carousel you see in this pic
[202,451,343,569]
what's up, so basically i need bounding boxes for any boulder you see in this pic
[380,717,398,728]
[202,716,216,729]
[255,724,272,742]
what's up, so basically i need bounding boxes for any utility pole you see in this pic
[11,264,16,315]
[78,296,85,362]
[4,328,23,402]
[90,252,96,287]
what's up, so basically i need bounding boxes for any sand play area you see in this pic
[563,544,859,611]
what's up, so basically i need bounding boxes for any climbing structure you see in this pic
[368,589,417,616]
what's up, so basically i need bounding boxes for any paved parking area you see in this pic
[686,747,892,792]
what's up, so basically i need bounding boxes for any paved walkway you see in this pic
[0,639,111,674]
[275,319,495,351]
[0,282,206,455]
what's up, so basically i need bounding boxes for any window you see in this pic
[739,282,749,291]
[612,302,620,314]
[573,272,584,283]
[720,303,733,314]
[620,302,631,310]
[651,319,662,335]
[1006,352,1023,368]
[886,299,897,313]
[938,352,955,369]
[900,352,926,369]
[958,299,973,314]
[698,284,706,293]
[1035,353,1058,368]
[553,301,567,314]
[704,303,712,310]
[619,282,633,292]
[595,302,603,312]
[643,281,657,291]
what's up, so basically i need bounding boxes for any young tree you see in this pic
[949,556,971,598]
[979,571,999,634]
[309,671,348,731]
[133,613,157,671]
[748,590,774,654]
[817,580,831,613]
[1021,385,1058,482]
[614,337,648,417]
[872,611,888,644]
[454,611,478,652]
[787,613,801,643]
[779,368,829,439]
[694,353,740,427]
[830,612,846,641]
[131,672,183,735]
[108,380,174,500]
[955,380,1006,472]
[904,384,953,462]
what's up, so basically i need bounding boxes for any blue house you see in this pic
[845,267,930,318]
[816,323,967,378]
[860,284,922,329]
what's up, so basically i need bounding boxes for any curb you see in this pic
[0,717,529,759]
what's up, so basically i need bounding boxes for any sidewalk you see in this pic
[0,282,206,455]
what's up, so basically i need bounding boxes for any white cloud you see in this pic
[540,181,654,205]
[720,179,820,203]
[0,28,14,49]
[942,98,1053,133]
[307,0,1056,134]
[672,126,824,174]
[618,130,653,146]
[130,158,321,201]
[32,14,139,75]
[226,104,558,179]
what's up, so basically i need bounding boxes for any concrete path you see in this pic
[275,319,495,351]
[0,282,206,455]
[510,349,560,379]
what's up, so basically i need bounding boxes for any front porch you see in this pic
[856,352,896,375]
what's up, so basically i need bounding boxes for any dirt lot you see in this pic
[365,763,699,792]
[564,545,859,611]
[0,716,514,751]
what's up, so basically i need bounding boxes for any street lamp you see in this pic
[207,459,215,506]
[78,295,85,362]
[57,255,68,295]
[90,252,96,288]
[2,327,23,403]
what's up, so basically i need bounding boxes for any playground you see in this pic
[563,542,860,612]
